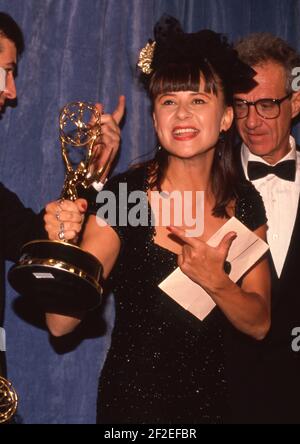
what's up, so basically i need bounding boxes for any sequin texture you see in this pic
[91,166,267,424]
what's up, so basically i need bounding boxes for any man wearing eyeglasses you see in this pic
[227,33,300,424]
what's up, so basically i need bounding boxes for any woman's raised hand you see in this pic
[167,225,237,293]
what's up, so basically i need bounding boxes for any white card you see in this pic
[0,67,6,92]
[158,217,269,320]
[0,327,6,351]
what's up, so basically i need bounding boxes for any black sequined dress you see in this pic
[91,166,267,424]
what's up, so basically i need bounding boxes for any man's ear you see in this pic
[291,91,300,119]
[221,106,234,132]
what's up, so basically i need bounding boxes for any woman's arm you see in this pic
[213,225,270,339]
[46,215,121,336]
[168,224,271,340]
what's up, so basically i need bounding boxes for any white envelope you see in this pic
[158,216,269,321]
[0,67,5,92]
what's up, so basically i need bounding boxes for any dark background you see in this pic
[0,0,299,424]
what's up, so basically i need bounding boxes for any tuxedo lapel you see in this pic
[279,193,300,281]
[274,144,300,284]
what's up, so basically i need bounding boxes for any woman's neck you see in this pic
[162,152,214,193]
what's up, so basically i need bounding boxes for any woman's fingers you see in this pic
[167,225,199,247]
[44,199,87,241]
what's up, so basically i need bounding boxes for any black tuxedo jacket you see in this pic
[227,144,300,424]
[0,182,46,378]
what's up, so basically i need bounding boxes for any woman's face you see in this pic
[152,77,233,160]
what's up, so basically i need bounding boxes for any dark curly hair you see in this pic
[0,11,24,57]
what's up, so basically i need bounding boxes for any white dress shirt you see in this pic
[241,135,300,277]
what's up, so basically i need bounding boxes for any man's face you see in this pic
[0,35,17,111]
[234,61,300,164]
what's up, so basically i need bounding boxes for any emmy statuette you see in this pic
[8,102,108,312]
[0,376,18,423]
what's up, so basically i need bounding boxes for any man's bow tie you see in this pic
[247,159,296,181]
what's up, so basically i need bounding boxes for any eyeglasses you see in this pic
[233,93,292,119]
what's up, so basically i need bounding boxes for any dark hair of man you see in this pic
[235,32,300,94]
[0,11,24,56]
[144,60,237,218]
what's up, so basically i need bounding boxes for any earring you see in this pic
[218,130,226,144]
[217,131,226,159]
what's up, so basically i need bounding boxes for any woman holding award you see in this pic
[45,15,270,424]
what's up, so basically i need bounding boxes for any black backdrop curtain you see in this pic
[0,0,299,424]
